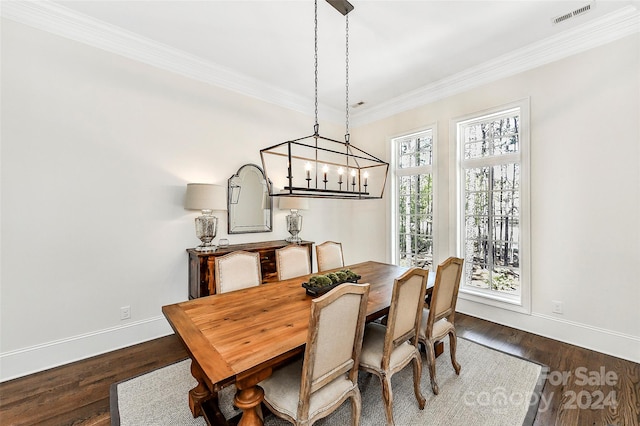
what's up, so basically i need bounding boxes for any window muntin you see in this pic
[394,130,434,270]
[459,107,524,302]
[398,134,433,168]
[463,113,520,159]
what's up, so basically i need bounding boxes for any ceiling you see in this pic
[37,1,640,122]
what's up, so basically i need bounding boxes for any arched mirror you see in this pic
[228,164,272,234]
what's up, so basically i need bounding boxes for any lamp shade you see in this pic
[185,183,227,211]
[279,196,309,211]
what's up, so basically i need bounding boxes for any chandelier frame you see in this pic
[260,0,389,200]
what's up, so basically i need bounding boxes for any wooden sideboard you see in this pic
[187,240,314,299]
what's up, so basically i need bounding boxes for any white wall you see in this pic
[354,33,640,362]
[0,20,367,381]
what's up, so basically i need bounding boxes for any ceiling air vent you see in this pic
[552,2,594,25]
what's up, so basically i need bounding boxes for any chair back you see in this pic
[426,257,464,331]
[214,250,262,294]
[316,241,345,272]
[383,268,428,365]
[299,283,370,417]
[275,245,311,280]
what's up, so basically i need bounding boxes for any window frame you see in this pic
[390,124,438,270]
[453,99,531,314]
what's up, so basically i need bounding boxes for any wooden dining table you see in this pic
[162,260,434,426]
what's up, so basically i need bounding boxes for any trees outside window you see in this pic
[457,101,529,309]
[393,129,434,270]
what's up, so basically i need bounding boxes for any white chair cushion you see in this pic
[419,307,455,342]
[317,243,344,271]
[261,359,356,420]
[359,322,417,371]
[216,252,261,293]
[277,246,310,280]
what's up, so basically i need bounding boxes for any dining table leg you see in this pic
[188,361,230,425]
[233,369,272,426]
[188,361,211,417]
[234,385,264,426]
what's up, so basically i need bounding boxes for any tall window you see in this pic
[393,128,435,270]
[457,101,529,310]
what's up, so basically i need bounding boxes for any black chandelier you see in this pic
[260,0,389,200]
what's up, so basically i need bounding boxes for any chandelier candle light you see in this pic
[184,183,227,251]
[260,0,389,200]
[279,195,310,243]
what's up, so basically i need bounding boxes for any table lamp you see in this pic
[279,196,309,243]
[185,183,227,251]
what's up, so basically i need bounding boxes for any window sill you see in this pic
[459,287,531,314]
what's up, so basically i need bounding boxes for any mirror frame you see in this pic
[227,164,273,234]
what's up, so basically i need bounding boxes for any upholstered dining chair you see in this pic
[316,241,345,272]
[259,283,371,426]
[275,244,311,280]
[214,250,262,294]
[358,268,429,425]
[418,256,464,395]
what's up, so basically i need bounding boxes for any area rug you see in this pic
[110,337,547,426]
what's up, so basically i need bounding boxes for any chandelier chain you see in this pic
[314,0,319,134]
[345,14,350,142]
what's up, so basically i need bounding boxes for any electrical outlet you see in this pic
[552,300,563,314]
[120,305,131,320]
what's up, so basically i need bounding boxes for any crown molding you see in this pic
[2,2,638,127]
[351,5,640,126]
[0,0,344,123]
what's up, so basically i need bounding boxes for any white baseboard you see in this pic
[0,316,174,382]
[457,299,640,363]
[3,304,638,382]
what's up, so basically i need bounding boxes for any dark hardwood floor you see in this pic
[1,313,638,425]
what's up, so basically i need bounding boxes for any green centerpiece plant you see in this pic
[305,269,361,293]
[325,273,339,284]
[308,274,333,287]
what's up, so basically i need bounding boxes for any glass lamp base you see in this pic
[194,212,218,251]
[195,243,217,252]
[286,212,303,244]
